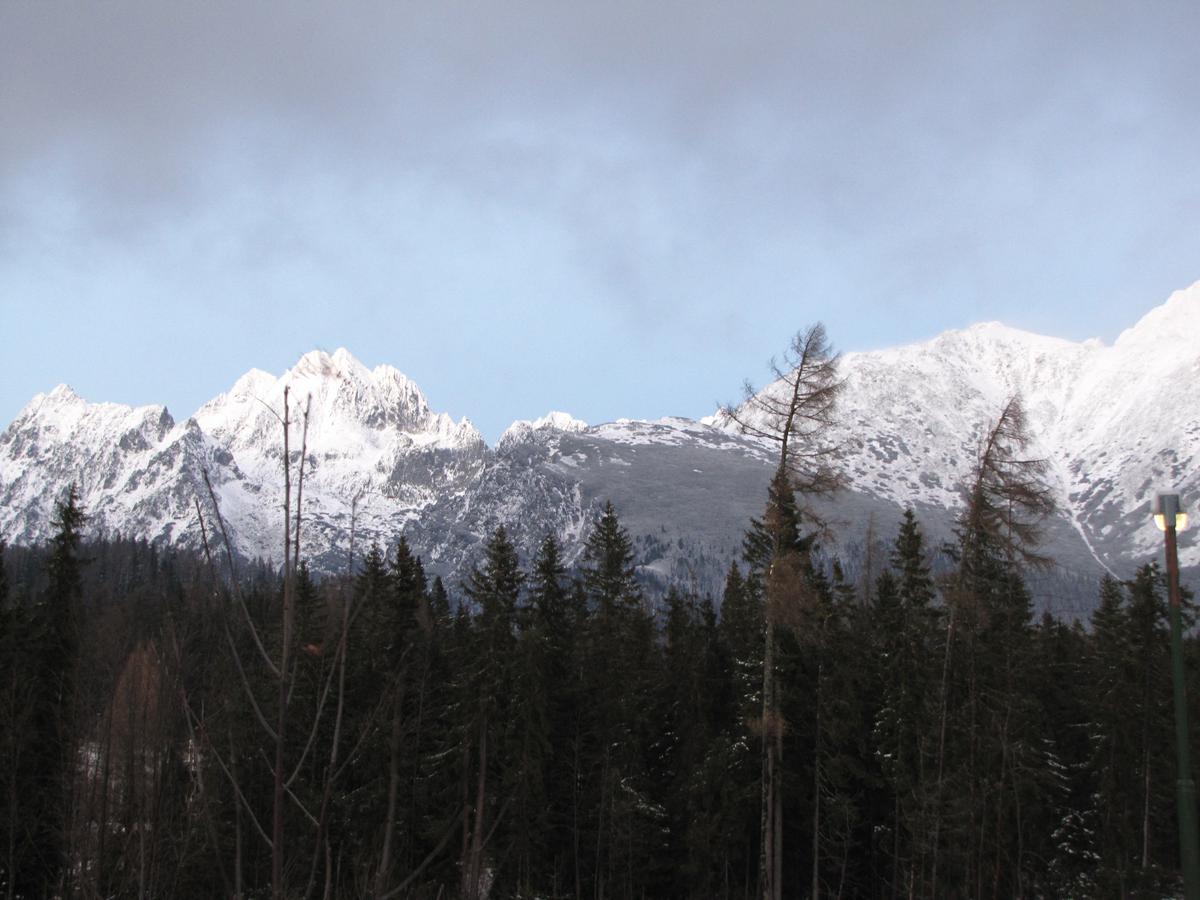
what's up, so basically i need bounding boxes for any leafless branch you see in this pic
[221,619,279,742]
[721,323,846,499]
[960,394,1056,568]
[181,699,274,850]
[377,810,465,900]
[293,394,312,573]
[200,469,282,679]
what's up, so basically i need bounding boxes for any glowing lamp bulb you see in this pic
[1154,494,1188,531]
[1155,512,1189,532]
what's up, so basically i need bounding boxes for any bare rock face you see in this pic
[4,282,1199,615]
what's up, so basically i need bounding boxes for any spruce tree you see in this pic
[1087,574,1139,891]
[373,536,431,895]
[875,509,941,895]
[0,538,33,897]
[524,534,578,893]
[336,543,393,867]
[584,500,641,617]
[25,485,87,897]
[716,562,765,898]
[1125,564,1176,888]
[579,502,660,899]
[1032,612,1096,897]
[459,525,524,899]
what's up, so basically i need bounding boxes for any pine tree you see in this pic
[716,562,765,898]
[524,534,578,893]
[1125,564,1176,887]
[874,509,941,895]
[405,570,461,894]
[1032,613,1096,897]
[0,538,35,897]
[459,525,524,900]
[335,543,393,868]
[585,501,641,618]
[373,536,431,895]
[578,502,661,899]
[1085,573,1138,892]
[24,485,87,897]
[430,575,451,621]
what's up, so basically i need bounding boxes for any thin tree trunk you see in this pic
[273,390,292,900]
[812,662,823,900]
[460,738,471,888]
[375,688,405,897]
[837,806,850,900]
[232,728,243,900]
[407,651,431,873]
[170,630,231,899]
[761,614,779,900]
[97,705,114,896]
[573,718,583,900]
[1142,745,1151,870]
[595,748,610,900]
[378,811,464,900]
[465,714,489,900]
[930,606,955,897]
[773,730,782,900]
[969,649,981,900]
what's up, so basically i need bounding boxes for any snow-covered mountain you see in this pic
[3,282,1199,613]
[826,284,1200,576]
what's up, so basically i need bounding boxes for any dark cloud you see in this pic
[3,0,1200,439]
[7,1,1194,210]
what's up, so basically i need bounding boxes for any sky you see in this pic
[2,1,1198,444]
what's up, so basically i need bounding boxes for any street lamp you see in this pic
[1155,492,1199,899]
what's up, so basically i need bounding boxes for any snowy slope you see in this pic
[188,348,486,566]
[2,283,1198,602]
[709,282,1200,576]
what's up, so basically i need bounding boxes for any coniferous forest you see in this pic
[1,329,1197,899]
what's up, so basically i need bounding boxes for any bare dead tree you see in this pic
[191,387,327,900]
[192,386,409,900]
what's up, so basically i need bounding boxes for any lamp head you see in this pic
[1154,493,1188,532]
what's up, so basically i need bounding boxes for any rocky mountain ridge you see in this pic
[3,282,1199,613]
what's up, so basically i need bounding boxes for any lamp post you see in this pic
[1155,492,1199,899]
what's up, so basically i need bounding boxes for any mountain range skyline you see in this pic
[9,278,1199,448]
[3,279,1197,617]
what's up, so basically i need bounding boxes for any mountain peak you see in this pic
[46,383,80,401]
[498,410,588,448]
[1116,279,1200,354]
[292,349,340,377]
[289,347,374,383]
[530,411,588,432]
[945,319,1081,352]
[227,368,276,401]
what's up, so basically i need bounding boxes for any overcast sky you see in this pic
[2,1,1198,442]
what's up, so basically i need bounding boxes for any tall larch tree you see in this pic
[935,395,1055,897]
[723,323,844,900]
